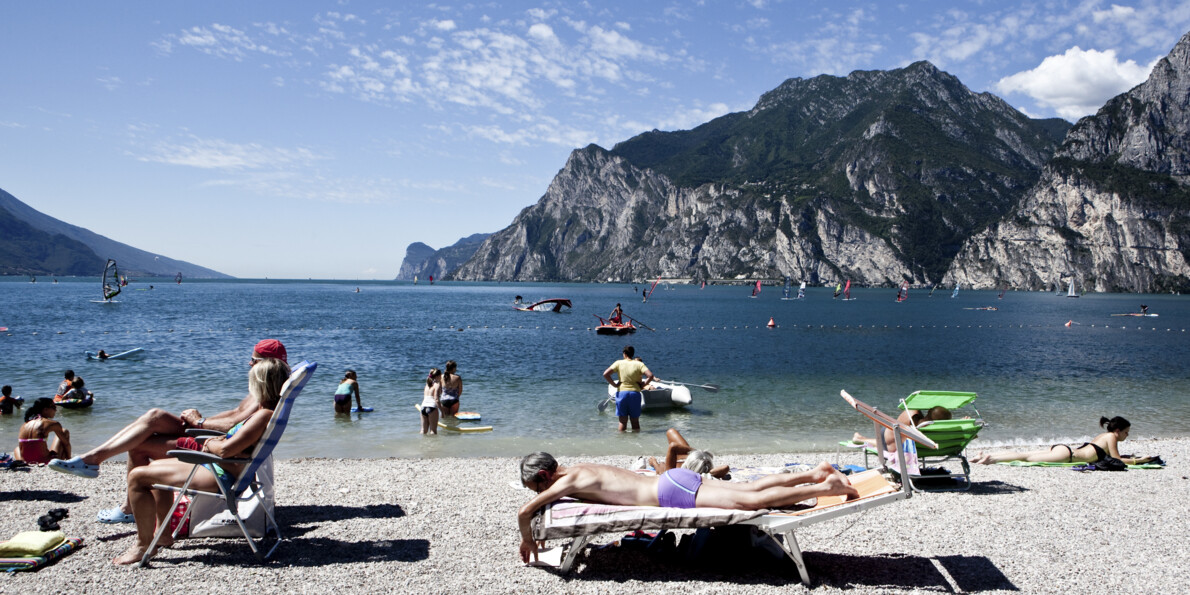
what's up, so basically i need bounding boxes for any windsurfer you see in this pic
[602,345,654,432]
[1141,304,1149,314]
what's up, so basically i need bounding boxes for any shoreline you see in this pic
[2,437,1185,593]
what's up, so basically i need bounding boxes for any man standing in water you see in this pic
[602,345,654,432]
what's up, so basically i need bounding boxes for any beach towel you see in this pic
[0,536,82,572]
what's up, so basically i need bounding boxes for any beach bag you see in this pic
[168,496,191,538]
[187,456,274,538]
[1091,456,1127,471]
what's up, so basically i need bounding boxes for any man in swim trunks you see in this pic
[47,339,288,522]
[516,452,857,563]
[602,345,654,432]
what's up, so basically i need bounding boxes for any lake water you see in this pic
[2,278,1188,460]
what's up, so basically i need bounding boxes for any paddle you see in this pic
[596,395,614,412]
[624,314,655,332]
[656,379,719,393]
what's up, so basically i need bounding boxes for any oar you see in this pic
[625,314,655,332]
[597,394,614,412]
[656,379,719,393]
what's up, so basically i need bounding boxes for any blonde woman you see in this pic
[113,357,290,565]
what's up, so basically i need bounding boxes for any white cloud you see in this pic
[139,136,323,170]
[97,76,122,91]
[0,121,25,128]
[996,46,1155,119]
[432,19,457,32]
[1093,4,1136,23]
[169,23,291,61]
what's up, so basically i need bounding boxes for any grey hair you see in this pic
[520,452,558,486]
[249,358,291,410]
[682,450,715,474]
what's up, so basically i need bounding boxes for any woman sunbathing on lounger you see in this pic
[970,416,1155,466]
[112,357,290,565]
[852,405,951,451]
[516,452,857,563]
[648,428,730,479]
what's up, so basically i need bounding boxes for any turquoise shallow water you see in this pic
[2,278,1188,459]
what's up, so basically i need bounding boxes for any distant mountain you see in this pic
[395,233,491,281]
[948,31,1190,292]
[452,61,1068,283]
[0,187,231,278]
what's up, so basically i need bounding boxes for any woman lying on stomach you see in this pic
[113,357,290,565]
[971,416,1155,466]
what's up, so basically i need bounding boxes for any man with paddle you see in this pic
[602,345,655,432]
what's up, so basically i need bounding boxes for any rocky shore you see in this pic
[2,438,1186,593]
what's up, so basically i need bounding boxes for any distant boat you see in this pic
[842,280,855,301]
[796,281,805,300]
[750,279,762,298]
[951,283,960,299]
[1066,280,1079,298]
[896,280,909,302]
[781,276,792,300]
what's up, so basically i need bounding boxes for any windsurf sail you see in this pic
[797,281,806,299]
[896,280,909,302]
[517,298,572,312]
[843,280,852,300]
[782,276,791,299]
[1067,280,1078,298]
[700,280,706,290]
[751,279,762,298]
[998,285,1006,299]
[833,282,842,299]
[429,274,435,285]
[175,272,183,285]
[644,276,660,303]
[929,284,937,297]
[951,283,959,299]
[102,259,121,301]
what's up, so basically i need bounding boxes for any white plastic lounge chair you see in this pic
[139,360,317,566]
[527,389,937,585]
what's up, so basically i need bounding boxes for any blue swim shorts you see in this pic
[657,468,701,508]
[615,391,642,418]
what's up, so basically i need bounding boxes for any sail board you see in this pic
[643,276,661,303]
[951,283,959,299]
[750,279,762,298]
[896,280,909,302]
[797,281,805,300]
[833,282,842,299]
[102,259,121,302]
[781,276,792,300]
[1066,280,1078,298]
[842,280,854,301]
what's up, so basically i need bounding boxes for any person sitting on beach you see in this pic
[516,452,857,563]
[970,416,1156,466]
[0,385,24,415]
[54,370,75,400]
[333,369,363,414]
[852,405,952,451]
[420,368,442,435]
[47,339,287,523]
[113,357,290,565]
[15,398,71,464]
[440,360,462,418]
[55,377,94,406]
[647,428,731,479]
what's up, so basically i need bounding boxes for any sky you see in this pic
[2,1,1189,279]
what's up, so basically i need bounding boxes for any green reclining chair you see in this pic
[856,391,984,492]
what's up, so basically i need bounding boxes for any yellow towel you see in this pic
[0,531,66,557]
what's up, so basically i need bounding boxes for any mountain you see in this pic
[395,233,491,281]
[0,187,231,278]
[451,62,1068,283]
[947,31,1190,292]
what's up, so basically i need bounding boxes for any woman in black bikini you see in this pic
[971,416,1155,465]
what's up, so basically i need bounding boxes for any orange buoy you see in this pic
[1064,320,1073,327]
[767,317,776,328]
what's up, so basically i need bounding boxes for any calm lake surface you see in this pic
[2,278,1188,459]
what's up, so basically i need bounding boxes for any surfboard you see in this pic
[412,405,491,431]
[86,347,144,360]
[351,407,374,413]
[456,411,481,421]
[1111,313,1159,317]
[90,300,120,304]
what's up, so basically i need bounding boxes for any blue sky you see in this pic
[2,1,1188,279]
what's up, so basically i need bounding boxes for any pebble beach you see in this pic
[2,438,1187,594]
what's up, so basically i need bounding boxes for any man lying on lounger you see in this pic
[516,452,858,563]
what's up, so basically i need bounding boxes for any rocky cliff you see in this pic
[947,32,1190,292]
[451,62,1067,284]
[396,233,491,281]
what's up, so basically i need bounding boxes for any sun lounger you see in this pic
[140,360,316,566]
[527,390,937,585]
